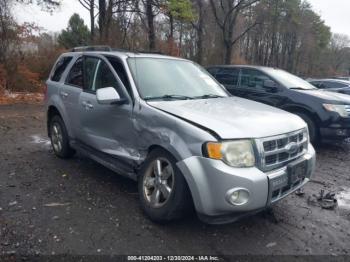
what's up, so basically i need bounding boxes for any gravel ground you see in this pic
[0,104,350,258]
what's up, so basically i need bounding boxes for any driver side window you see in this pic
[240,69,275,91]
[84,57,120,92]
[95,61,119,91]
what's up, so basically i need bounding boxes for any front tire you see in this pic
[138,148,192,223]
[49,115,75,158]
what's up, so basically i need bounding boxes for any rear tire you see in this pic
[138,148,192,223]
[49,115,75,158]
[295,112,318,144]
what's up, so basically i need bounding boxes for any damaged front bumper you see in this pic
[177,145,316,224]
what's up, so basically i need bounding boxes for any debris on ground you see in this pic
[0,91,43,105]
[43,203,70,207]
[307,189,338,210]
[8,201,18,207]
[295,188,305,196]
[266,242,277,248]
[337,188,350,217]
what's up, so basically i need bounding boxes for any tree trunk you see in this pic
[224,22,234,64]
[90,0,95,42]
[104,0,113,41]
[195,0,204,64]
[99,0,106,41]
[168,14,174,55]
[146,0,156,51]
[224,40,233,64]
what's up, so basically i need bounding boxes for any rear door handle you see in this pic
[60,91,68,98]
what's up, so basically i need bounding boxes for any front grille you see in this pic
[345,105,350,116]
[256,129,308,171]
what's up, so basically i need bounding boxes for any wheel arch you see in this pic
[145,144,195,204]
[146,144,182,163]
[47,105,63,136]
[282,105,320,127]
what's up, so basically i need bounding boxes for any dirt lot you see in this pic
[0,104,350,257]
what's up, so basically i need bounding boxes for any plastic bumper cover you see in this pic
[177,145,316,224]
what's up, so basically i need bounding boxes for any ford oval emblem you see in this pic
[285,142,298,155]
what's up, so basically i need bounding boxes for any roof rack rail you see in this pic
[111,48,133,52]
[71,45,112,52]
[132,50,163,55]
[71,46,165,55]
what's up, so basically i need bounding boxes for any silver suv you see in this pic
[45,47,316,224]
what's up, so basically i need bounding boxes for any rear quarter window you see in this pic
[51,56,73,82]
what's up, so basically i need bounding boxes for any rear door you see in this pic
[62,56,84,137]
[78,55,138,163]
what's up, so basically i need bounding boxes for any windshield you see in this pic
[264,68,317,90]
[127,58,228,100]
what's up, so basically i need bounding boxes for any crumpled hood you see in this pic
[148,97,306,139]
[297,89,350,103]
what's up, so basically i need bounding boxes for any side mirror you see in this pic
[96,87,126,105]
[263,80,278,92]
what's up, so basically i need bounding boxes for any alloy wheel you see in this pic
[143,158,175,208]
[51,123,63,153]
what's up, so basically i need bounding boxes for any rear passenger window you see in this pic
[216,68,240,88]
[51,56,72,82]
[66,57,83,88]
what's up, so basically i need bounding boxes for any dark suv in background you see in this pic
[308,79,350,95]
[207,65,350,143]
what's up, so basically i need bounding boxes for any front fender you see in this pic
[134,103,217,164]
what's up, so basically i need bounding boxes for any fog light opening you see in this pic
[226,188,250,206]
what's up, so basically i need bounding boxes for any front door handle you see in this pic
[60,91,68,98]
[82,101,94,110]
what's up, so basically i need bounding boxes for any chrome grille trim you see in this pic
[255,128,308,172]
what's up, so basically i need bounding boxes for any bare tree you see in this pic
[98,0,107,40]
[209,0,260,64]
[192,0,205,64]
[329,34,350,72]
[79,0,98,41]
[144,0,157,51]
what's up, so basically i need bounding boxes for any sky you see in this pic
[14,0,350,37]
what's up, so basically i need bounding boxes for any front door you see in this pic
[78,55,139,164]
[215,67,241,96]
[238,68,283,107]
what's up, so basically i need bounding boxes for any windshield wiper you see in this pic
[144,94,194,101]
[193,94,225,99]
[290,87,316,90]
